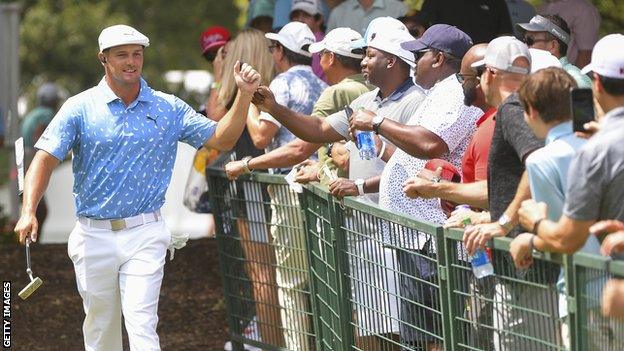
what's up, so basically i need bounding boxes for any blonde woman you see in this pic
[213,28,284,348]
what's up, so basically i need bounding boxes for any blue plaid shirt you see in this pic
[36,78,216,219]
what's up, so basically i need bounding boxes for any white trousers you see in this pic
[67,220,171,351]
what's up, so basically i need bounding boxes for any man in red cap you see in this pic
[199,25,231,62]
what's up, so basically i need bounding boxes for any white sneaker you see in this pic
[223,341,261,351]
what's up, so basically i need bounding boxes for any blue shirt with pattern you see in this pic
[260,65,327,156]
[35,78,216,219]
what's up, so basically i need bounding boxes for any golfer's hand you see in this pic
[509,233,535,269]
[224,160,246,180]
[463,222,505,256]
[14,211,38,244]
[252,86,276,113]
[234,61,261,95]
[348,109,376,139]
[329,178,358,199]
[518,199,548,232]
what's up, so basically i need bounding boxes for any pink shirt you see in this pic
[539,0,601,64]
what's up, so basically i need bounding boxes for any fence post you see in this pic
[331,197,356,351]
[437,227,454,351]
[206,173,245,351]
[564,254,578,351]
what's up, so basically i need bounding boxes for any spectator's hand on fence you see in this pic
[518,199,548,232]
[294,160,320,184]
[224,160,246,180]
[234,61,261,96]
[403,176,436,199]
[13,212,39,244]
[463,222,505,256]
[590,220,624,236]
[575,121,601,139]
[331,142,350,173]
[444,209,490,228]
[252,86,275,112]
[348,109,376,140]
[510,233,535,269]
[329,178,358,198]
[599,231,624,257]
[601,279,624,319]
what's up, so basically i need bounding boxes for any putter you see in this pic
[14,137,44,300]
[18,238,43,300]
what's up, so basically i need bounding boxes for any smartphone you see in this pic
[344,105,353,121]
[570,88,595,132]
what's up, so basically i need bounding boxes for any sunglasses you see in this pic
[524,35,551,46]
[414,48,432,61]
[456,65,485,84]
[268,44,280,53]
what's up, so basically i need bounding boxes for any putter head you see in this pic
[18,277,43,300]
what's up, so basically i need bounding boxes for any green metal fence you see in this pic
[207,169,624,351]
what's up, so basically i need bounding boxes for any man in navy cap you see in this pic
[349,24,482,350]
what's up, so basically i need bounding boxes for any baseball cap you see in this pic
[351,17,408,49]
[199,26,231,54]
[291,0,321,16]
[249,0,275,20]
[265,21,316,57]
[98,24,149,52]
[367,27,417,68]
[471,36,531,75]
[581,34,624,79]
[309,27,364,59]
[529,48,562,73]
[517,15,570,44]
[401,24,473,58]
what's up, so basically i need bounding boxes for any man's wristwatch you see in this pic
[354,178,365,196]
[498,213,514,232]
[241,156,252,174]
[372,115,385,134]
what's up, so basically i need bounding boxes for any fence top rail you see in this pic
[206,167,288,185]
[573,251,624,276]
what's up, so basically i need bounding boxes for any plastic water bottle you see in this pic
[356,131,377,160]
[463,218,494,279]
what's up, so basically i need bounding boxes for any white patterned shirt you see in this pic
[379,74,482,249]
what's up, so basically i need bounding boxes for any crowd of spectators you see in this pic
[193,0,623,350]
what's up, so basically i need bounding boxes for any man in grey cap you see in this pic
[14,24,261,351]
[517,14,591,87]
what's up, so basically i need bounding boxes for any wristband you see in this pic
[529,234,542,253]
[241,156,252,174]
[377,141,387,159]
[211,81,221,90]
[532,218,545,234]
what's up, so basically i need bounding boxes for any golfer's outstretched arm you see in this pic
[14,150,59,244]
[205,62,261,150]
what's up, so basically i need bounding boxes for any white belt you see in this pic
[79,210,161,231]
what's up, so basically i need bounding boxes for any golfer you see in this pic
[13,24,261,351]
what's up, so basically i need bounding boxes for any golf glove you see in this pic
[168,232,190,261]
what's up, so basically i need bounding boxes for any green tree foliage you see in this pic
[18,0,241,95]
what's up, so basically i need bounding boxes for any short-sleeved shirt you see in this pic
[35,78,216,219]
[563,107,624,222]
[506,0,537,38]
[325,78,427,204]
[326,0,408,35]
[379,74,482,248]
[461,107,496,183]
[21,106,55,147]
[260,65,327,155]
[420,0,514,44]
[560,56,591,88]
[487,93,544,236]
[539,0,601,64]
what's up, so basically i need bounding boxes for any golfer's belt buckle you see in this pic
[110,219,127,231]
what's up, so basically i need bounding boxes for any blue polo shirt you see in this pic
[35,78,216,219]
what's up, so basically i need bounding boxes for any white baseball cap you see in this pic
[265,21,315,57]
[472,36,531,75]
[529,48,561,73]
[351,16,408,49]
[309,27,364,59]
[581,34,624,79]
[98,24,150,52]
[291,0,321,16]
[367,27,416,68]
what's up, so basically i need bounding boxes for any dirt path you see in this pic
[1,238,228,350]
